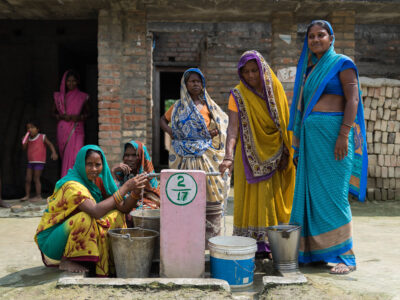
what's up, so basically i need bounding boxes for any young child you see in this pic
[21,121,58,201]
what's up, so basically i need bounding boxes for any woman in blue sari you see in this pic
[288,20,368,274]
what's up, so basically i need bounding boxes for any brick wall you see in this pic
[202,23,272,109]
[356,24,400,80]
[98,8,151,167]
[153,32,202,63]
[361,78,400,201]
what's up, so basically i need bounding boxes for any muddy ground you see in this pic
[0,200,399,299]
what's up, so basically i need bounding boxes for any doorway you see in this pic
[152,68,187,170]
[0,20,97,198]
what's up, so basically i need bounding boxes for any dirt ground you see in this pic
[0,200,399,299]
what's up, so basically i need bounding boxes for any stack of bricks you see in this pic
[361,78,400,201]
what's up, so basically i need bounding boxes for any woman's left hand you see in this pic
[334,134,349,160]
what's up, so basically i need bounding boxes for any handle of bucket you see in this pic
[233,260,255,274]
[282,226,300,238]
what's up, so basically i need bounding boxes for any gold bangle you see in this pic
[113,190,123,204]
[223,157,234,162]
[341,122,353,128]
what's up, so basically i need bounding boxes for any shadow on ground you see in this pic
[0,266,61,287]
[350,199,400,217]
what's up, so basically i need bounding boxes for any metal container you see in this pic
[108,228,158,278]
[130,209,160,260]
[267,224,301,272]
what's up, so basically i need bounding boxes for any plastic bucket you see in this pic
[205,202,222,249]
[108,228,158,278]
[208,236,257,288]
[130,209,160,260]
[267,224,301,272]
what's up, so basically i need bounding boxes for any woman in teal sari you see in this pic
[288,20,368,274]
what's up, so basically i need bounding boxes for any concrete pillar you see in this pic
[160,170,206,278]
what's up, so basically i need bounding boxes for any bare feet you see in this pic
[59,257,89,273]
[329,263,356,275]
[0,199,11,208]
[29,195,43,203]
[20,195,29,201]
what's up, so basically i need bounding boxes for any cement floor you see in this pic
[0,200,399,299]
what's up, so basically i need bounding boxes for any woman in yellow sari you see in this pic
[219,50,296,257]
[34,145,148,276]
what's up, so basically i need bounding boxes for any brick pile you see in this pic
[360,77,400,201]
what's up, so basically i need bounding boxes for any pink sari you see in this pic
[54,71,88,177]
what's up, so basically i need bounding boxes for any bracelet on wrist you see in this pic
[341,122,353,128]
[339,132,349,138]
[113,190,123,205]
[223,157,234,162]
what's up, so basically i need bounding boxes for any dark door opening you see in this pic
[0,20,97,199]
[153,68,187,170]
[159,71,184,166]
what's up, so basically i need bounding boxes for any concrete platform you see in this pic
[57,273,231,292]
[263,271,307,286]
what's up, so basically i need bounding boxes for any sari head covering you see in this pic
[169,68,230,203]
[54,145,117,203]
[124,140,159,191]
[171,68,228,157]
[288,20,368,201]
[54,70,89,177]
[231,50,293,183]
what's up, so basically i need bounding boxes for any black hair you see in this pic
[306,20,332,36]
[85,149,104,163]
[65,69,80,82]
[26,119,40,130]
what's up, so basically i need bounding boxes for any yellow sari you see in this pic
[35,145,126,277]
[231,51,296,242]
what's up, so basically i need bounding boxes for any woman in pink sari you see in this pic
[53,70,91,177]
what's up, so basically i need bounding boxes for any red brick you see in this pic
[123,99,146,105]
[98,102,120,109]
[99,116,121,124]
[123,107,134,114]
[99,125,121,131]
[99,109,120,116]
[124,115,146,122]
[135,106,146,114]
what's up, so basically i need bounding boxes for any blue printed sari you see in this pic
[288,20,368,266]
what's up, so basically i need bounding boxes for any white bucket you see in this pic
[208,236,257,288]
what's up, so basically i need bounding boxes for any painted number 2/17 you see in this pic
[175,176,190,202]
[166,173,198,206]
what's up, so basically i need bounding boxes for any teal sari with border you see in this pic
[288,20,368,266]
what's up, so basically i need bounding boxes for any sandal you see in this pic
[329,263,356,275]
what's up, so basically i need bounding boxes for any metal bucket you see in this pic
[108,228,158,278]
[130,209,160,260]
[267,224,301,272]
